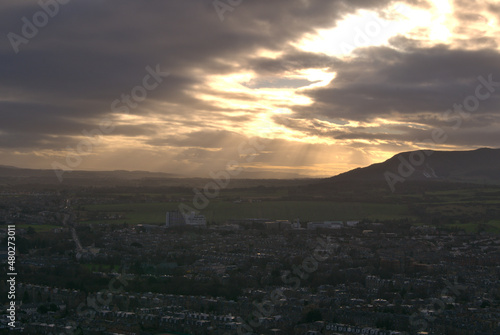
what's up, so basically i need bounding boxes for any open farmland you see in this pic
[79,200,411,225]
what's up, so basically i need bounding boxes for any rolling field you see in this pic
[80,200,411,225]
[17,224,61,233]
[444,220,500,234]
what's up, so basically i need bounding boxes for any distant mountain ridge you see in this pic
[0,165,313,188]
[329,148,500,189]
[1,148,499,189]
[0,165,309,181]
[0,165,178,179]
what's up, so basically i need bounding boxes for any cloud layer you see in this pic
[1,0,499,177]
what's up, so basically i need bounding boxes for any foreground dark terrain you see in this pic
[1,149,500,334]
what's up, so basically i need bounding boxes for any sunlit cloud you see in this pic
[295,5,410,56]
[1,0,499,178]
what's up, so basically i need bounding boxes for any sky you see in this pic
[1,0,500,178]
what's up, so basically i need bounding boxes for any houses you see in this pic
[307,221,344,230]
[7,205,500,335]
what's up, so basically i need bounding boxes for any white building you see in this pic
[292,218,301,229]
[166,211,207,227]
[185,212,207,226]
[307,221,343,230]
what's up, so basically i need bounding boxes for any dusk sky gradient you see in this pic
[1,0,500,178]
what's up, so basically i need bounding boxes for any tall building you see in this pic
[166,211,186,227]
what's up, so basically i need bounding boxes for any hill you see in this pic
[326,147,500,192]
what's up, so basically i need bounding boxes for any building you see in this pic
[166,211,207,227]
[346,221,359,227]
[264,220,291,230]
[166,211,186,227]
[292,218,301,229]
[185,212,207,226]
[307,221,343,230]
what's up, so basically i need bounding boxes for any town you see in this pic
[0,188,499,334]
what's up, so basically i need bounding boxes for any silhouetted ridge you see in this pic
[329,147,500,185]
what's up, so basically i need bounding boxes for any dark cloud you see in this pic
[0,132,72,150]
[244,77,318,89]
[0,0,391,154]
[297,46,500,121]
[246,50,335,75]
[258,44,500,148]
[489,4,500,20]
[1,0,499,174]
[455,13,488,22]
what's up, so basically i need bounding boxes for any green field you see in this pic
[443,220,500,233]
[17,224,61,233]
[80,200,411,225]
[425,188,500,203]
[81,263,120,272]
